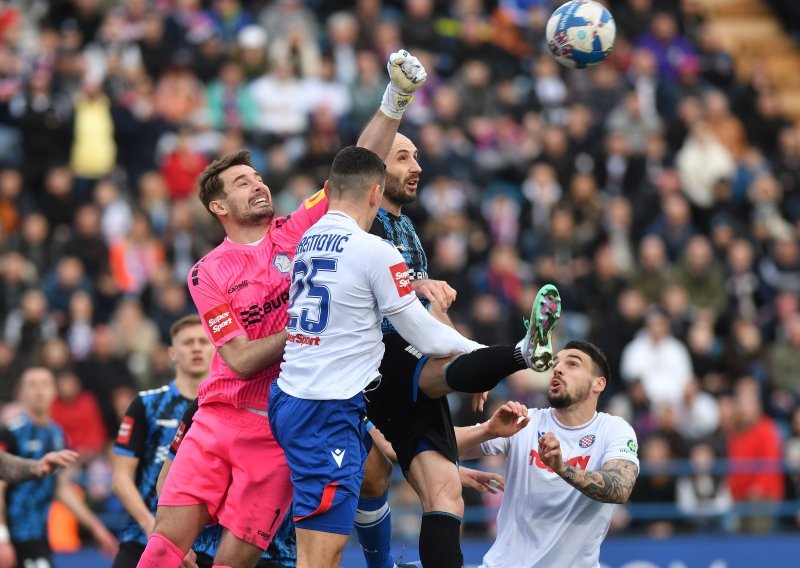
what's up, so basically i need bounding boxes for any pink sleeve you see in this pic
[187,260,246,347]
[274,188,328,242]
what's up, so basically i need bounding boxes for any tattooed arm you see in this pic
[0,450,79,484]
[538,432,638,504]
[557,459,638,504]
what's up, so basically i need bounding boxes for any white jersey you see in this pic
[479,409,639,568]
[277,211,417,400]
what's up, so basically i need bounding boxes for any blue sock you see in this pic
[355,490,393,568]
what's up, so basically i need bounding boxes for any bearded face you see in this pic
[383,169,419,206]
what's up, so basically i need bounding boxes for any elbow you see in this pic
[615,490,633,505]
[221,355,255,379]
[111,473,124,497]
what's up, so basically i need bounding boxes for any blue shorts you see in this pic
[269,382,369,535]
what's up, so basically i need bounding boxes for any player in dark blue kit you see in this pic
[158,399,296,568]
[0,367,118,568]
[365,133,562,568]
[112,316,215,568]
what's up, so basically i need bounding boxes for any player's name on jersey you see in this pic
[295,232,351,254]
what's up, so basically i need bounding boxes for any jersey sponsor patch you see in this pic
[304,188,326,209]
[171,420,187,452]
[204,304,240,342]
[117,416,134,445]
[620,439,638,455]
[390,262,413,297]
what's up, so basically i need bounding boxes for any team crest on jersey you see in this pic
[273,253,291,274]
[537,431,546,440]
[579,434,596,448]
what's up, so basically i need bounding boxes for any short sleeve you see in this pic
[368,240,417,317]
[601,417,640,471]
[0,428,18,455]
[114,396,148,458]
[188,261,246,347]
[274,188,329,243]
[481,435,511,457]
[169,399,199,458]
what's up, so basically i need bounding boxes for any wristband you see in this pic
[380,83,413,120]
[0,524,10,543]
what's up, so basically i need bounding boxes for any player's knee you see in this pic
[418,469,463,514]
[361,450,393,497]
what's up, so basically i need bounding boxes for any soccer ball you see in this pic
[545,0,616,69]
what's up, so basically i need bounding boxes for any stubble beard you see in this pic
[384,171,417,207]
[548,381,592,409]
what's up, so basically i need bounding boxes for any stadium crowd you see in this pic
[0,0,798,554]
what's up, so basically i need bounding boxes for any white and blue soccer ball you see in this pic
[545,0,616,69]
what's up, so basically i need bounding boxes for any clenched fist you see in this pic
[380,49,428,119]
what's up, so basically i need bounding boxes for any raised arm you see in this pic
[455,401,530,460]
[538,432,638,504]
[357,50,427,160]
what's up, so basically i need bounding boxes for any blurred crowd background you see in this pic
[0,0,799,554]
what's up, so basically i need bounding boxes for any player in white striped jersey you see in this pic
[456,341,640,568]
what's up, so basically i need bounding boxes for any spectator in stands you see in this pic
[109,298,160,389]
[676,440,733,532]
[621,308,694,407]
[721,319,767,383]
[6,213,54,278]
[636,11,696,83]
[42,256,93,329]
[727,377,785,533]
[724,238,763,323]
[0,251,35,326]
[108,211,165,296]
[645,192,698,262]
[50,369,107,459]
[628,433,678,538]
[76,325,136,438]
[205,59,257,133]
[767,313,800,418]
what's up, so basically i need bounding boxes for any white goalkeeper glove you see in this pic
[380,49,428,120]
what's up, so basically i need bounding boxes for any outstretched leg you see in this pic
[419,284,562,397]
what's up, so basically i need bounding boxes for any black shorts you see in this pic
[13,539,51,567]
[196,552,292,568]
[365,332,459,474]
[113,541,146,568]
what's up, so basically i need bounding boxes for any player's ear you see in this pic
[323,179,329,196]
[593,375,606,394]
[210,200,226,217]
[369,182,383,207]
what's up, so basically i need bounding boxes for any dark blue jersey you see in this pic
[370,208,429,335]
[170,400,296,566]
[0,415,65,542]
[113,382,192,545]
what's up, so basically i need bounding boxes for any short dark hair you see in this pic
[328,146,385,200]
[198,150,254,220]
[563,340,610,382]
[169,315,202,342]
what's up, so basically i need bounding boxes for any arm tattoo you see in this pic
[0,453,39,484]
[558,459,638,504]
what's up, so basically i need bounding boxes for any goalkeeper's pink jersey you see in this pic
[188,189,328,411]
